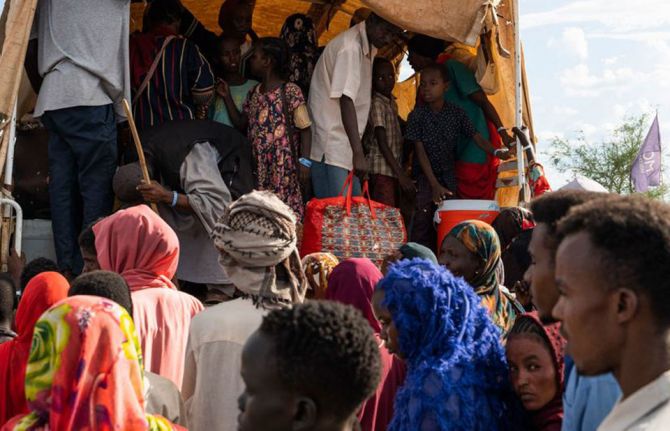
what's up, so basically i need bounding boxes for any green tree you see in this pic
[548,114,666,199]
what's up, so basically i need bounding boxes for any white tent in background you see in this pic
[559,176,610,193]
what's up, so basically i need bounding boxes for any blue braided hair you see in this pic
[378,259,520,431]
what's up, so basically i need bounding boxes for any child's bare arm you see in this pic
[300,127,312,159]
[469,90,515,146]
[512,127,536,163]
[299,127,312,187]
[218,81,248,131]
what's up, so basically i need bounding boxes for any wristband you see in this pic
[497,126,507,133]
[493,148,507,157]
[171,191,178,207]
[299,157,313,168]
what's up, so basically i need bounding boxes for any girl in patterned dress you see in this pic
[227,37,312,219]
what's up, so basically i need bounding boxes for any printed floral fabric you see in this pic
[2,296,183,431]
[243,83,307,218]
[280,14,318,97]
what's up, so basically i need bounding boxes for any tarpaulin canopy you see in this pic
[176,0,501,48]
[160,0,370,46]
[364,0,500,46]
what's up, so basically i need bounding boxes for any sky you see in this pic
[519,0,670,187]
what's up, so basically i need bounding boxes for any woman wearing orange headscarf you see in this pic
[2,295,184,430]
[0,272,69,426]
[93,205,203,388]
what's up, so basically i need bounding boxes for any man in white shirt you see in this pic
[308,13,402,198]
[553,195,670,431]
[32,0,130,277]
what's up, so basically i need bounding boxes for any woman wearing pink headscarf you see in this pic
[93,205,203,388]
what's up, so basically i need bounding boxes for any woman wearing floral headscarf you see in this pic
[372,259,520,430]
[280,14,319,97]
[439,219,524,335]
[1,295,183,430]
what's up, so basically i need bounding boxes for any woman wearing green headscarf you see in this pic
[381,242,438,274]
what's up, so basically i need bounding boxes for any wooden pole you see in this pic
[122,99,159,213]
[0,0,40,181]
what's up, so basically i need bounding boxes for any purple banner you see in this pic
[631,114,662,192]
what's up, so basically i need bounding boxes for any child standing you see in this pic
[406,63,509,251]
[227,37,312,219]
[210,35,258,128]
[364,58,415,207]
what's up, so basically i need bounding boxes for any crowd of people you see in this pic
[27,0,519,280]
[2,0,669,430]
[3,188,670,431]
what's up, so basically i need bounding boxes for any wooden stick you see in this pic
[122,99,159,213]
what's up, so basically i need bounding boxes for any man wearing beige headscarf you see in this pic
[181,190,306,431]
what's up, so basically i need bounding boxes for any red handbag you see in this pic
[301,173,407,267]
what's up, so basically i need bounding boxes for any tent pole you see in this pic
[513,0,527,201]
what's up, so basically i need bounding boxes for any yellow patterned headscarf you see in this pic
[448,220,523,335]
[448,220,501,295]
[301,253,340,299]
[6,296,183,431]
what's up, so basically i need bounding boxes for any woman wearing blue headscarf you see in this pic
[372,259,520,430]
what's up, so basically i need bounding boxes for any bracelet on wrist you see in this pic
[497,126,507,133]
[170,191,179,207]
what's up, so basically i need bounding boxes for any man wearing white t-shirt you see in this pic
[308,13,402,198]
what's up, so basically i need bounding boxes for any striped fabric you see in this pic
[131,35,215,131]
